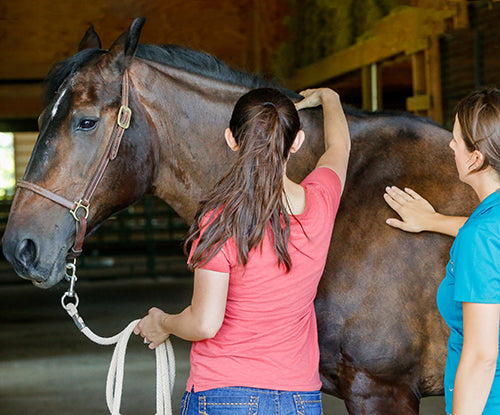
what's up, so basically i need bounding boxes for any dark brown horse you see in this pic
[2,19,476,414]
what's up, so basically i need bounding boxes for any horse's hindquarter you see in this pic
[315,115,476,402]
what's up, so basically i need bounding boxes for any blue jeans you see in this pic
[180,386,323,415]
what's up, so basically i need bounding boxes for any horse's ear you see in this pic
[78,25,102,51]
[107,18,146,68]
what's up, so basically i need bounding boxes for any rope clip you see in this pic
[61,261,79,310]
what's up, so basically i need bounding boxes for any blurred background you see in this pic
[1,1,499,414]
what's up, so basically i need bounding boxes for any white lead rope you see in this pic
[63,301,175,415]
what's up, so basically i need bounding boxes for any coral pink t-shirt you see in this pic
[186,167,342,392]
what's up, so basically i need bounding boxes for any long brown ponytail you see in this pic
[185,88,301,272]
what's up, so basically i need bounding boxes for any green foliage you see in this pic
[273,0,410,80]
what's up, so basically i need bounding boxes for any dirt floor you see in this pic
[0,276,445,414]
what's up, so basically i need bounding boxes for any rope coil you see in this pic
[63,301,175,415]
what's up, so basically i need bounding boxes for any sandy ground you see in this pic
[0,276,445,414]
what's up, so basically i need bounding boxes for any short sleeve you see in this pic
[453,224,500,303]
[301,167,342,212]
[187,212,233,273]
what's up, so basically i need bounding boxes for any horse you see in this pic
[2,18,476,414]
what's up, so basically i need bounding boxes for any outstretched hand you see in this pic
[295,88,340,111]
[383,186,437,233]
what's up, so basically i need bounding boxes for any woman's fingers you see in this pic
[133,320,142,335]
[404,187,423,200]
[295,89,325,110]
[133,308,169,350]
[386,186,413,203]
[384,185,438,233]
[386,217,408,230]
[383,191,401,210]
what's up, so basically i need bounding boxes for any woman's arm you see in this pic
[134,268,229,348]
[383,186,467,237]
[452,302,500,415]
[295,88,351,190]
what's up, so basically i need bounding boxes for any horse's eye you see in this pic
[78,119,97,131]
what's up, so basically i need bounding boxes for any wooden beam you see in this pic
[406,94,431,111]
[285,7,455,91]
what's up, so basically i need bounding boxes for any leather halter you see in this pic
[17,70,132,259]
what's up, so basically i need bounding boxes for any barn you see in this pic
[1,1,499,414]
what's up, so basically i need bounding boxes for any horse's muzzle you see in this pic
[15,238,38,269]
[2,236,49,284]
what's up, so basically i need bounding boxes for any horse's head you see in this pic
[2,18,155,288]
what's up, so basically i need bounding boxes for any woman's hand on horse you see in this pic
[134,307,171,350]
[384,186,437,233]
[295,88,340,110]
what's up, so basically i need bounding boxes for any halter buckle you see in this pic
[70,199,89,222]
[117,105,132,129]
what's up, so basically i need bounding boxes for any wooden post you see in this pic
[425,34,443,124]
[407,35,443,124]
[407,51,428,116]
[451,0,469,29]
[411,52,426,96]
[362,63,382,111]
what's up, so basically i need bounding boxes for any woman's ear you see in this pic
[224,128,239,151]
[290,130,305,154]
[467,150,485,171]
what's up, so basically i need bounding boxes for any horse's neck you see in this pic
[131,61,249,223]
[130,60,326,223]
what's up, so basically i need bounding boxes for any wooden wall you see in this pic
[0,0,289,124]
[476,2,500,86]
[440,1,500,128]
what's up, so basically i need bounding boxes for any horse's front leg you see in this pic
[342,371,420,415]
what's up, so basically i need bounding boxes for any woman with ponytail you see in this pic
[135,87,350,414]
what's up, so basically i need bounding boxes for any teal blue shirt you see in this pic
[437,190,500,414]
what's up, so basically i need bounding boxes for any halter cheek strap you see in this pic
[16,70,132,260]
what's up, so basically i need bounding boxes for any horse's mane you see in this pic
[44,43,437,128]
[44,44,297,105]
[137,44,286,91]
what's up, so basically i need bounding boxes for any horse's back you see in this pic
[315,113,475,402]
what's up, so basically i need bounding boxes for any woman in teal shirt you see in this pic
[384,87,500,415]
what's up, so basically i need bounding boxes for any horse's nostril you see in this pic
[15,239,38,268]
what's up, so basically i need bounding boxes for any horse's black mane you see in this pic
[44,43,436,126]
[44,44,296,105]
[137,44,284,91]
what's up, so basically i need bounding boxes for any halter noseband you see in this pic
[17,70,132,260]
